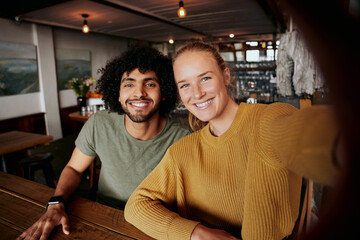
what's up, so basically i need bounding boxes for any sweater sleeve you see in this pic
[259,103,340,186]
[124,149,200,240]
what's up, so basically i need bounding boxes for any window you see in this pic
[266,50,275,61]
[246,50,260,62]
[234,43,243,50]
[220,52,235,62]
[235,51,245,61]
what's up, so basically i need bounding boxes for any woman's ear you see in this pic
[223,67,231,85]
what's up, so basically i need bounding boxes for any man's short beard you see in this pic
[123,105,160,123]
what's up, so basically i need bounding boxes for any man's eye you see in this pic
[146,83,156,87]
[124,83,133,87]
[202,77,210,82]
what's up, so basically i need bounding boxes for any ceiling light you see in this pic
[177,1,186,18]
[169,39,174,44]
[82,14,90,34]
[229,33,234,38]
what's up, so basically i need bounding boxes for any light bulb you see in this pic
[82,24,89,33]
[177,1,186,18]
[81,14,90,34]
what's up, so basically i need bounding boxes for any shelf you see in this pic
[230,67,276,71]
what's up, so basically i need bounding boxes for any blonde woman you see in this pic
[124,42,340,240]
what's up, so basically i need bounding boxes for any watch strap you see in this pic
[46,196,66,209]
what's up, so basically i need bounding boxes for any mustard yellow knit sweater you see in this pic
[125,103,339,240]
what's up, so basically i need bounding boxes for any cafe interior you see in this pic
[0,0,359,239]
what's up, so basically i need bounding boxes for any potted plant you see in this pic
[66,77,96,111]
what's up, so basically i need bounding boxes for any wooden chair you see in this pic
[290,98,315,239]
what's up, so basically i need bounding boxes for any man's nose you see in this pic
[133,85,147,98]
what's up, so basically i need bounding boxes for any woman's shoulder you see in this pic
[168,129,202,150]
[241,102,296,113]
[240,102,298,119]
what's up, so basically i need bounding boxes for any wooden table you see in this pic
[0,171,154,239]
[0,131,53,173]
[68,112,92,122]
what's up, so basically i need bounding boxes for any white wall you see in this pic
[0,19,44,120]
[53,28,128,108]
[0,18,130,140]
[33,24,62,139]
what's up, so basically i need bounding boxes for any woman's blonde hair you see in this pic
[173,41,233,131]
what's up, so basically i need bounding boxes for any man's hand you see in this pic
[191,224,240,240]
[17,203,70,240]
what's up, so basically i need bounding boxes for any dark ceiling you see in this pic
[0,0,287,43]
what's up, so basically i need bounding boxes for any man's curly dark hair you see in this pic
[96,45,178,116]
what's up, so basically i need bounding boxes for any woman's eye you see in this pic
[202,76,210,82]
[180,84,189,89]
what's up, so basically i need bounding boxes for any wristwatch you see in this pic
[46,196,66,209]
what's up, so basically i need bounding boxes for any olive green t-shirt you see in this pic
[75,110,191,209]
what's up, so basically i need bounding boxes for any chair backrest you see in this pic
[297,178,314,238]
[299,99,314,238]
[288,98,314,239]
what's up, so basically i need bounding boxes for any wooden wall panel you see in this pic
[0,113,46,134]
[0,106,83,137]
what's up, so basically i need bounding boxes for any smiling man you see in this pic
[18,45,192,240]
[120,69,163,123]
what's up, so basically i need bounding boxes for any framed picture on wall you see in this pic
[0,41,39,97]
[55,49,91,90]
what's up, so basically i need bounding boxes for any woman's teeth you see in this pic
[195,99,213,108]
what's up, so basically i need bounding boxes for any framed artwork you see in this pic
[0,41,39,97]
[55,49,91,90]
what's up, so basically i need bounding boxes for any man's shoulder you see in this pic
[153,117,192,145]
[90,110,123,123]
[81,110,125,136]
[93,110,121,118]
[166,117,192,134]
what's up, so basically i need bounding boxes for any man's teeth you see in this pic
[195,99,213,107]
[132,102,148,107]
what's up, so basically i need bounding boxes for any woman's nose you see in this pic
[193,83,205,99]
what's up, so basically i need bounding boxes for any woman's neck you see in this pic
[209,99,238,137]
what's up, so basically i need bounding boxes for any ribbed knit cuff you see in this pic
[167,216,200,240]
